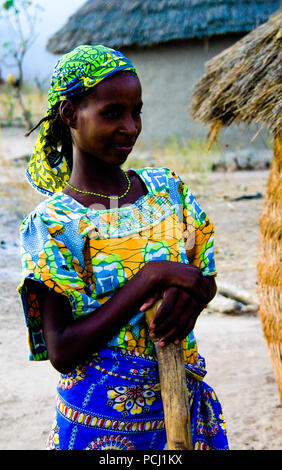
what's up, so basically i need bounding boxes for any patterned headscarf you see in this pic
[26,45,137,196]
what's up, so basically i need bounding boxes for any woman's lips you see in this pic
[114,144,133,152]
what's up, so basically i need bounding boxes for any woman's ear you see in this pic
[59,100,77,128]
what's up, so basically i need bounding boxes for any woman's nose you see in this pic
[120,114,140,136]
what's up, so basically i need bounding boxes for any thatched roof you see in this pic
[47,0,281,54]
[191,9,282,138]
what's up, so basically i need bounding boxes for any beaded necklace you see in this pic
[65,169,131,200]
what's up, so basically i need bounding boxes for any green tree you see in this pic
[0,0,43,128]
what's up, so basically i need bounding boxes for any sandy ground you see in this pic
[0,128,281,450]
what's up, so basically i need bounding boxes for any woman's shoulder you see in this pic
[132,166,182,193]
[20,196,48,229]
[133,166,176,178]
[20,191,82,235]
[132,166,204,211]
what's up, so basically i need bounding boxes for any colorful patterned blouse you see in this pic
[18,167,216,365]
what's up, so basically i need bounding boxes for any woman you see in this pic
[18,44,228,450]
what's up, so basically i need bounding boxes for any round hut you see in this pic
[191,10,282,404]
[46,0,280,148]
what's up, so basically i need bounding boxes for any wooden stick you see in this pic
[145,299,193,450]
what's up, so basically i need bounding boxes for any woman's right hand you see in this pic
[139,260,216,347]
[141,260,208,303]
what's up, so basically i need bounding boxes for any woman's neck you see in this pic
[69,154,125,195]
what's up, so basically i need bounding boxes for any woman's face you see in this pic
[69,71,143,166]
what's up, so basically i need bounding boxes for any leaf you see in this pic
[2,0,14,10]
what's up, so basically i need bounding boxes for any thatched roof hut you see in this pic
[46,0,280,54]
[191,9,282,141]
[191,9,282,404]
[46,1,280,148]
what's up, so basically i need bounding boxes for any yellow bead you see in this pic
[65,170,130,199]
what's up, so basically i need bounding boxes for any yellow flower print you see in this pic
[58,365,87,390]
[219,414,227,431]
[46,420,60,450]
[107,384,160,416]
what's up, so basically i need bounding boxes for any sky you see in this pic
[0,0,86,83]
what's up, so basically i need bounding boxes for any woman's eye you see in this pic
[133,107,142,118]
[102,105,142,120]
[104,109,120,119]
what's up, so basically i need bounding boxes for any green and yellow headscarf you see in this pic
[26,45,137,196]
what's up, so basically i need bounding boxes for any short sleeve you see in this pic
[166,169,217,276]
[17,209,100,361]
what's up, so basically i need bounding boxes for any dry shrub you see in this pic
[191,10,282,138]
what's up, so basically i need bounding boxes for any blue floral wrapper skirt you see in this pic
[46,347,228,450]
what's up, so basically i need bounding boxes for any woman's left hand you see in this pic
[140,275,216,347]
[145,287,202,346]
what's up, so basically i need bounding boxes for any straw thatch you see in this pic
[46,0,280,54]
[191,9,282,139]
[257,129,282,404]
[192,10,282,404]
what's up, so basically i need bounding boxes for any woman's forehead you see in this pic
[93,71,142,102]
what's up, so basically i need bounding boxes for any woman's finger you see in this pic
[150,287,181,330]
[158,326,179,347]
[151,288,191,339]
[172,300,202,343]
[140,291,162,312]
[154,292,202,345]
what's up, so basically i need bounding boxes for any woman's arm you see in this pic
[27,260,215,373]
[27,265,155,374]
[142,275,216,347]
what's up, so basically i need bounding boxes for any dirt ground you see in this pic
[0,127,281,450]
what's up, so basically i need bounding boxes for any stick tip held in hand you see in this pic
[145,298,162,325]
